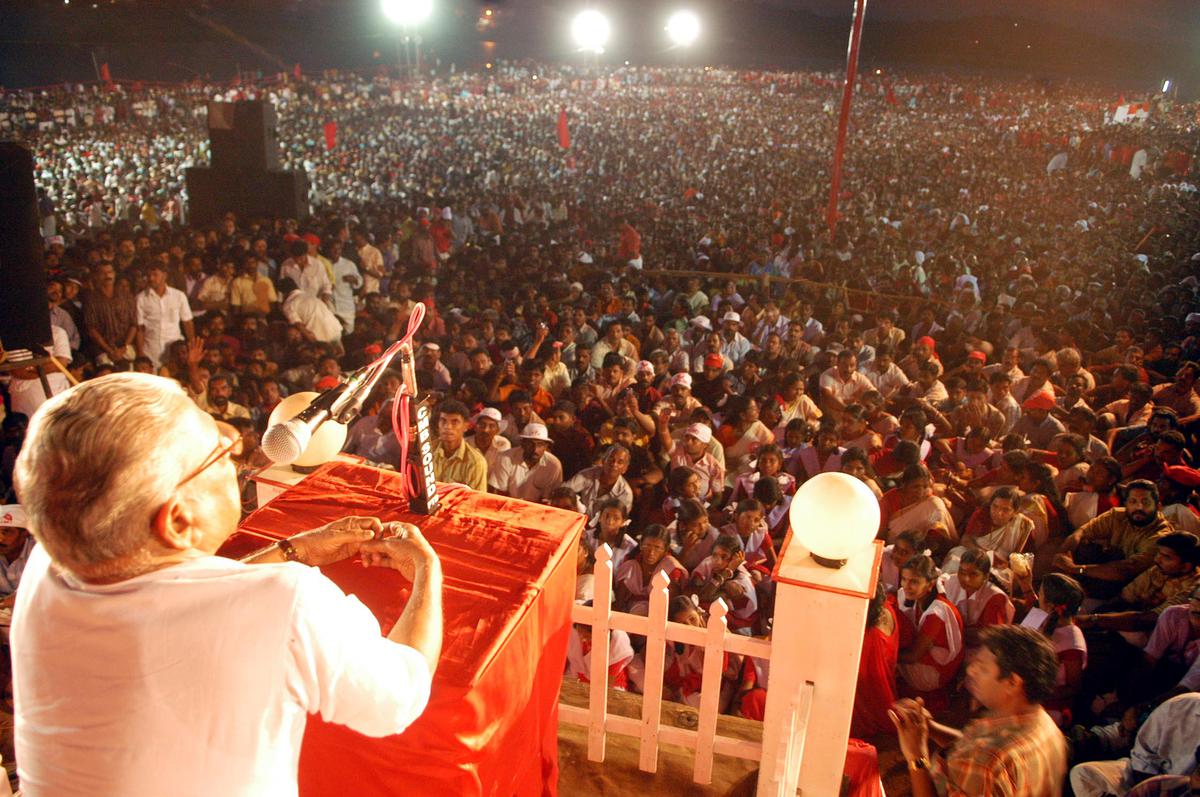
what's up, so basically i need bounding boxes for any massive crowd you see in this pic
[2,61,1200,794]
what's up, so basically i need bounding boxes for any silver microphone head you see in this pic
[261,419,313,464]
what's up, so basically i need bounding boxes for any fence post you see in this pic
[756,539,881,797]
[693,598,729,785]
[638,569,671,773]
[587,543,614,763]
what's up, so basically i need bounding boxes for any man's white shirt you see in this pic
[12,546,431,797]
[136,285,193,366]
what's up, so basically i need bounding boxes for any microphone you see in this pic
[261,384,348,464]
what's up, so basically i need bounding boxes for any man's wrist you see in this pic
[277,537,305,564]
[907,755,931,772]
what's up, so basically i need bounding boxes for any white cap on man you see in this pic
[0,505,27,528]
[472,407,506,432]
[519,423,552,443]
[685,423,713,444]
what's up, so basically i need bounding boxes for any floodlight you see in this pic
[382,0,433,26]
[571,9,611,54]
[665,10,700,47]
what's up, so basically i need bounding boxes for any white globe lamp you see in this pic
[267,392,348,473]
[788,472,880,568]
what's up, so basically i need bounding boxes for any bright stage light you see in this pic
[665,10,700,47]
[381,0,433,26]
[571,9,611,54]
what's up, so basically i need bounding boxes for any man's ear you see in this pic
[1004,670,1026,701]
[151,495,200,551]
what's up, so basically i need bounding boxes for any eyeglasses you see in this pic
[178,427,244,488]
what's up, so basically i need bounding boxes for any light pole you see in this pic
[571,8,610,69]
[381,0,433,77]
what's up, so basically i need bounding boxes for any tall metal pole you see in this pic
[825,0,868,237]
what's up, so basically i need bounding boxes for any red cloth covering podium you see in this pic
[219,461,583,797]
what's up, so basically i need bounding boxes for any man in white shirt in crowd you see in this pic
[136,262,193,367]
[490,423,564,502]
[354,228,386,296]
[468,408,512,491]
[4,324,73,420]
[280,238,332,303]
[0,504,34,604]
[819,350,874,418]
[281,278,344,346]
[718,311,753,366]
[12,372,443,795]
[860,343,910,401]
[328,241,362,334]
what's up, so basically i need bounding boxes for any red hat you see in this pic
[916,335,936,349]
[302,233,321,248]
[704,353,724,369]
[967,350,987,362]
[364,343,383,357]
[315,376,341,391]
[1162,465,1200,488]
[1021,391,1055,412]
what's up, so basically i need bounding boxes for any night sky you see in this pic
[0,0,1196,92]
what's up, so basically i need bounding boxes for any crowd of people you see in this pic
[2,61,1200,794]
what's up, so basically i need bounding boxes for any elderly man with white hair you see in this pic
[11,373,443,796]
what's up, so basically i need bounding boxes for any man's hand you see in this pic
[291,516,383,566]
[1052,552,1077,573]
[186,337,206,366]
[889,697,931,763]
[359,521,440,581]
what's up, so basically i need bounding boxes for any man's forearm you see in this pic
[387,563,444,675]
[928,720,961,748]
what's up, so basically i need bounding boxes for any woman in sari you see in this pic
[944,486,1034,575]
[878,464,958,546]
[716,396,775,489]
[851,584,900,737]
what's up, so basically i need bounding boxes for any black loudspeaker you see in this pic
[185,166,309,227]
[0,142,51,352]
[207,100,281,172]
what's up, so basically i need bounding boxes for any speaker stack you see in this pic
[0,142,52,353]
[185,100,309,226]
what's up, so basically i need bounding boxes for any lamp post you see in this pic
[571,8,610,70]
[757,472,882,796]
[381,0,433,77]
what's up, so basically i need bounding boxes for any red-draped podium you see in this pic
[219,461,582,797]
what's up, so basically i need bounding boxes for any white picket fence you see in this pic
[558,544,793,787]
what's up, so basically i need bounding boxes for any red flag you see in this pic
[293,63,302,81]
[556,108,570,150]
[100,63,112,85]
[323,121,338,151]
[885,85,897,106]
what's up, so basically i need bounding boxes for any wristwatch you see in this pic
[908,756,931,772]
[277,538,304,564]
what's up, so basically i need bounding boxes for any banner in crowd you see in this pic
[557,108,570,149]
[1107,102,1150,125]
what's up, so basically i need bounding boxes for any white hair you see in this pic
[14,373,200,576]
